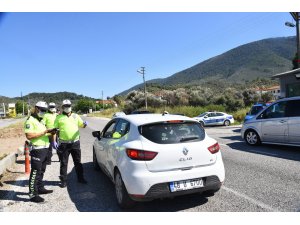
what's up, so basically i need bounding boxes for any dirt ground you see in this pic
[0,122,26,158]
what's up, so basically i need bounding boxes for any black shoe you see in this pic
[30,195,45,203]
[38,188,53,195]
[60,181,67,188]
[78,178,87,184]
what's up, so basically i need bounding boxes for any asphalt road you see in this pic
[0,118,24,129]
[1,116,300,212]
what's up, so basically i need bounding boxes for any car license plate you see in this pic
[169,178,204,192]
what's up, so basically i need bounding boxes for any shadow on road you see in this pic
[67,162,210,212]
[227,141,300,162]
[0,190,29,202]
[4,180,60,187]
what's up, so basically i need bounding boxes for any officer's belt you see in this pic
[32,145,50,149]
[59,139,79,144]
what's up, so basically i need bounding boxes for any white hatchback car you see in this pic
[92,114,225,208]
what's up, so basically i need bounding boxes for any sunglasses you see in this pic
[38,107,48,112]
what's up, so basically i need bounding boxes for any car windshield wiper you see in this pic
[180,136,199,142]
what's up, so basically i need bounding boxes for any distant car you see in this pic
[130,110,151,114]
[241,97,300,146]
[244,103,271,122]
[112,112,126,118]
[193,112,234,127]
[92,114,225,208]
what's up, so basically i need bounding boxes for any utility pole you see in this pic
[289,12,300,68]
[102,90,104,111]
[3,103,6,117]
[137,66,147,109]
[296,13,300,68]
[21,92,24,116]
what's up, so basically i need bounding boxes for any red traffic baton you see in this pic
[24,141,30,174]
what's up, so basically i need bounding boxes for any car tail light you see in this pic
[126,149,158,161]
[208,143,220,154]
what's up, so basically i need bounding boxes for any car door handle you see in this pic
[280,120,287,123]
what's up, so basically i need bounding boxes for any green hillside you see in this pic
[120,36,296,95]
[1,92,95,107]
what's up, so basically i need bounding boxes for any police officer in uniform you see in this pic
[54,99,87,188]
[24,101,55,203]
[43,102,58,165]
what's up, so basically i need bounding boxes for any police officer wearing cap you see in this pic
[54,99,87,188]
[43,102,58,165]
[24,101,55,203]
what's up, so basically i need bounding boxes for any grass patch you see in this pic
[87,106,250,125]
[87,108,122,118]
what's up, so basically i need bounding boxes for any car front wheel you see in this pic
[224,120,230,126]
[245,130,261,146]
[115,171,135,209]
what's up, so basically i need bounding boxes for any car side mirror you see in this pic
[204,116,208,118]
[92,131,101,140]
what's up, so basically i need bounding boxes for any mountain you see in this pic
[0,92,95,106]
[119,36,296,95]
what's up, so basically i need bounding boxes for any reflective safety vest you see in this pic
[43,112,57,129]
[24,116,50,146]
[54,113,84,141]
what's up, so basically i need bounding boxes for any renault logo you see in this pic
[182,147,189,156]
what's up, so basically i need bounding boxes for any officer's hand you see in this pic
[83,121,87,128]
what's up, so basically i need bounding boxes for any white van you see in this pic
[241,96,300,147]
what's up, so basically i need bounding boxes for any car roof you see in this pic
[116,113,197,126]
[202,111,226,114]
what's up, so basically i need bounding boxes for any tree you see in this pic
[15,100,28,115]
[261,92,273,103]
[242,89,260,106]
[74,99,93,113]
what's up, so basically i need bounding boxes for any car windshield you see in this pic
[197,113,207,117]
[139,122,205,144]
[249,106,264,115]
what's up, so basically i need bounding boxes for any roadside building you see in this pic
[255,85,281,100]
[272,68,300,98]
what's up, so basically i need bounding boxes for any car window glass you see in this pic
[216,113,224,116]
[114,119,130,137]
[261,101,287,119]
[139,122,205,144]
[250,106,264,115]
[102,121,117,138]
[207,113,214,117]
[198,113,207,117]
[286,100,300,117]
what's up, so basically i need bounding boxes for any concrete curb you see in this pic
[0,153,16,176]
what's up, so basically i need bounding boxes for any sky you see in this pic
[0,11,297,99]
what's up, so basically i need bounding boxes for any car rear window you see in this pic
[138,122,205,144]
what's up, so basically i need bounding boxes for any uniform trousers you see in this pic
[29,148,49,198]
[58,141,84,181]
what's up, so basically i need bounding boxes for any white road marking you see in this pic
[222,186,278,212]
